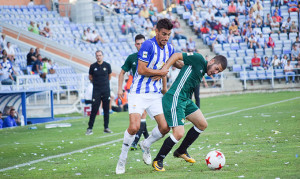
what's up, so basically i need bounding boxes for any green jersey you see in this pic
[166,52,207,100]
[121,52,138,76]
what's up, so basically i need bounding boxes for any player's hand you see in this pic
[118,89,123,99]
[151,75,162,81]
[159,67,169,76]
[161,88,167,94]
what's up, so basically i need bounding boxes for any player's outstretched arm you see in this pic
[162,53,183,71]
[118,69,126,99]
[138,60,169,77]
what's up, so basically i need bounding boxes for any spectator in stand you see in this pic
[3,108,18,128]
[125,1,138,15]
[241,22,247,36]
[219,13,230,31]
[82,30,89,42]
[4,42,15,62]
[284,60,296,83]
[151,12,158,25]
[193,16,202,33]
[248,34,258,50]
[165,11,175,21]
[251,53,263,70]
[213,0,224,11]
[237,0,246,15]
[186,37,196,52]
[292,36,300,49]
[90,30,105,43]
[140,5,150,18]
[273,6,282,17]
[204,0,213,9]
[271,17,280,34]
[1,53,16,76]
[208,16,222,31]
[28,21,39,35]
[253,0,263,12]
[173,23,187,40]
[288,0,299,13]
[128,19,137,35]
[198,22,210,36]
[27,48,37,66]
[32,54,43,74]
[264,13,272,27]
[245,1,252,15]
[290,21,298,33]
[272,11,282,23]
[228,30,236,44]
[291,44,300,60]
[28,0,34,6]
[207,30,217,46]
[281,17,291,33]
[267,37,275,48]
[188,11,197,26]
[149,26,156,39]
[212,6,221,17]
[205,8,215,22]
[273,0,281,6]
[0,34,7,49]
[0,59,15,85]
[272,55,282,69]
[257,33,266,49]
[148,5,155,16]
[48,59,56,74]
[246,13,256,28]
[215,29,226,45]
[135,13,146,28]
[184,0,194,12]
[227,1,237,16]
[40,27,50,38]
[194,0,204,11]
[255,14,263,28]
[281,54,289,68]
[121,20,128,35]
[263,56,271,70]
[233,16,240,27]
[295,58,300,74]
[254,4,264,17]
[229,22,240,36]
[144,18,153,29]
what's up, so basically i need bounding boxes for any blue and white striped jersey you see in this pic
[130,37,174,94]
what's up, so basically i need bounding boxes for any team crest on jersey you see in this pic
[103,67,106,71]
[187,52,193,56]
[94,68,98,71]
[143,51,148,58]
[200,70,203,73]
[181,118,185,123]
[133,62,136,65]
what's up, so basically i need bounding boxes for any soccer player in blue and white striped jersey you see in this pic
[116,18,175,174]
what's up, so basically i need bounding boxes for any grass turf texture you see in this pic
[0,91,299,178]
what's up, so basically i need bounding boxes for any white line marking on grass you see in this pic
[1,96,299,172]
[0,138,123,172]
[204,107,238,116]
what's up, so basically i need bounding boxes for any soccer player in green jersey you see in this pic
[118,34,149,150]
[152,52,227,171]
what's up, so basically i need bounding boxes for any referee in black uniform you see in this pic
[86,50,112,135]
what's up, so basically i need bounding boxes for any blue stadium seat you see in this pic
[246,49,254,56]
[265,48,273,56]
[235,57,244,65]
[227,57,235,67]
[273,47,282,56]
[282,47,291,55]
[231,43,240,50]
[256,48,264,56]
[233,64,242,72]
[237,49,245,57]
[244,56,252,64]
[279,33,288,41]
[239,71,248,80]
[270,33,279,41]
[265,70,273,80]
[228,50,237,58]
[257,70,267,81]
[223,44,231,51]
[248,71,258,81]
[239,42,248,50]
[274,69,285,80]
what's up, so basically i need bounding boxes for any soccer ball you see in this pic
[205,151,226,170]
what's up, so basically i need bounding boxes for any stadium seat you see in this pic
[239,71,248,80]
[233,64,242,72]
[274,69,285,80]
[265,48,273,56]
[231,43,240,50]
[256,48,264,56]
[257,70,266,81]
[182,12,191,20]
[279,33,288,41]
[223,44,231,51]
[228,50,237,58]
[273,47,282,56]
[282,47,291,55]
[227,57,235,67]
[237,49,245,57]
[239,43,248,50]
[283,40,292,48]
[244,56,252,64]
[289,33,297,40]
[270,33,279,41]
[248,71,258,81]
[246,49,254,57]
[235,57,245,65]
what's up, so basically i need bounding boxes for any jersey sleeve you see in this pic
[89,64,93,75]
[168,43,175,57]
[138,40,154,63]
[183,52,206,68]
[121,55,132,72]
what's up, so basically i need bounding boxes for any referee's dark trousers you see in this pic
[88,90,110,129]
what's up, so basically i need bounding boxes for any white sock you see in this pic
[119,130,135,161]
[141,118,146,122]
[143,126,163,148]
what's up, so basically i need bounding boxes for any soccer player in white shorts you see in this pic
[116,18,175,174]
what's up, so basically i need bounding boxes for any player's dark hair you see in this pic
[213,55,227,70]
[156,18,173,31]
[135,34,145,41]
[95,50,103,55]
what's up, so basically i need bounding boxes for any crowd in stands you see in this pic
[176,0,300,83]
[28,20,52,38]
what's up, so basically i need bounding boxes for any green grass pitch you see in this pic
[1,91,299,178]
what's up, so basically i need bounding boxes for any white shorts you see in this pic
[128,93,163,118]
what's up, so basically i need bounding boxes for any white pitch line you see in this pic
[0,138,123,172]
[1,96,299,172]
